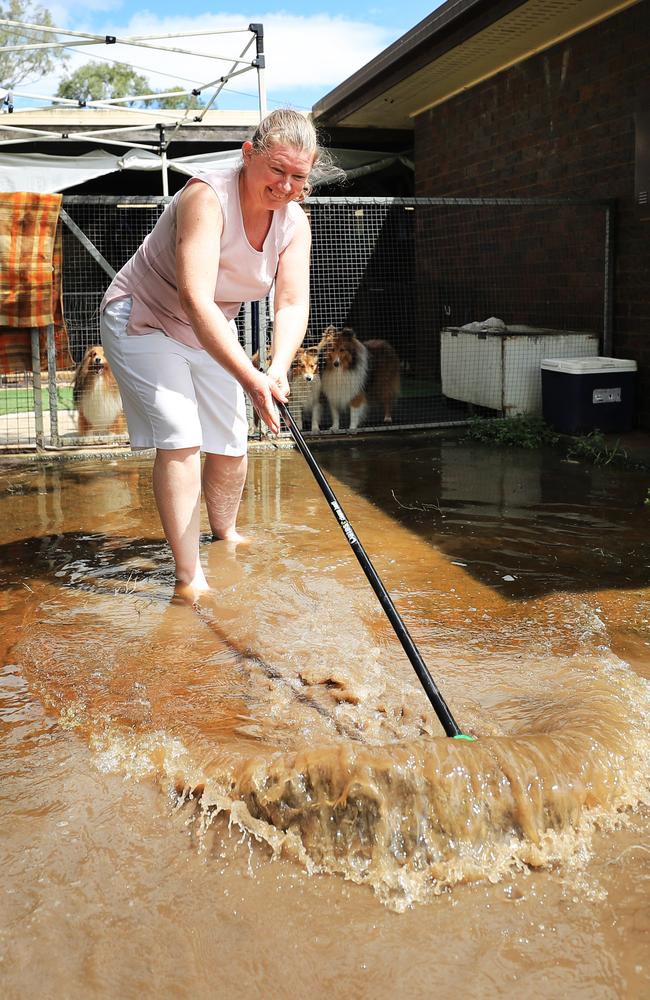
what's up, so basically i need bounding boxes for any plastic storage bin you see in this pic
[541,356,637,433]
[441,327,598,415]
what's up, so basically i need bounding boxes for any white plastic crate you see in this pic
[441,325,599,415]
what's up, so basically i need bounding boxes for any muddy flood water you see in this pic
[1,433,649,999]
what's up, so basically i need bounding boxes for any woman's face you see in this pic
[242,140,314,209]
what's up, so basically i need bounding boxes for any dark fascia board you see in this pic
[313,0,528,124]
[0,127,411,154]
[314,125,415,151]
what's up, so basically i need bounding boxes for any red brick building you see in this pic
[314,0,649,428]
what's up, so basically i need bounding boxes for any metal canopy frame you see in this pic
[0,18,266,193]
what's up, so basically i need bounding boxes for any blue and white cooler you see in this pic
[541,356,637,433]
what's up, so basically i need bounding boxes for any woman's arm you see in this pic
[266,209,312,398]
[176,181,282,433]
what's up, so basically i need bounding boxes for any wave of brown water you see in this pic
[199,674,648,910]
[4,446,650,999]
[14,497,650,911]
[2,451,650,1000]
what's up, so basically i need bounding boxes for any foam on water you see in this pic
[186,662,650,909]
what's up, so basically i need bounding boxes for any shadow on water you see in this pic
[0,459,161,593]
[0,531,171,593]
[307,433,650,599]
[1,433,648,607]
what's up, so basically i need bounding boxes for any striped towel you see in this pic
[0,192,72,373]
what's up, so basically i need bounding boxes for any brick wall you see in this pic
[415,2,650,428]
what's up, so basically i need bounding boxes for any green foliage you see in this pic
[0,0,68,86]
[56,63,150,104]
[463,419,644,473]
[565,430,628,466]
[156,88,205,110]
[55,64,206,109]
[463,416,560,449]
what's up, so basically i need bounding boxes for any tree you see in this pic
[56,63,150,105]
[56,64,207,110]
[0,0,68,87]
[155,88,205,111]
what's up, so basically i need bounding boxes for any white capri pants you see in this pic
[100,297,248,455]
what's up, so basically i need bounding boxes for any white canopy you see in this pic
[0,148,239,192]
[0,147,409,193]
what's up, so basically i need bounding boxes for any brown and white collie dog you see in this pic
[318,325,400,431]
[73,345,126,436]
[288,346,322,431]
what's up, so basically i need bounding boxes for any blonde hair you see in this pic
[248,108,344,199]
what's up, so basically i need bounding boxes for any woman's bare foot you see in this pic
[211,529,250,545]
[174,571,210,603]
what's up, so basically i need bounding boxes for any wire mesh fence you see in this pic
[0,194,612,450]
[304,197,609,431]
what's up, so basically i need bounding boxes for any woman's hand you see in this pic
[266,362,290,404]
[244,367,282,435]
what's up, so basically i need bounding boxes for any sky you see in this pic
[7,1,445,112]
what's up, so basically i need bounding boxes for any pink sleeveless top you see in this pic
[101,167,302,350]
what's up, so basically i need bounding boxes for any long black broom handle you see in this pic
[277,401,463,738]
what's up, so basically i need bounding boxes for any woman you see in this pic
[100,109,318,596]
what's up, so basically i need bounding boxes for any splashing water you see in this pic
[8,444,649,913]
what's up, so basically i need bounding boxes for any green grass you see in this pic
[462,418,646,472]
[0,386,75,416]
[565,430,628,465]
[463,416,560,448]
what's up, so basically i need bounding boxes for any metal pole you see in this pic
[251,300,260,357]
[250,23,266,119]
[60,209,116,279]
[158,124,169,197]
[242,303,255,435]
[278,400,467,738]
[30,329,44,450]
[603,200,616,357]
[259,296,268,367]
[46,324,59,448]
[251,300,263,439]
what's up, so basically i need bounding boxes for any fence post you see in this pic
[259,296,269,368]
[242,302,255,435]
[30,329,44,450]
[46,323,60,448]
[251,300,263,439]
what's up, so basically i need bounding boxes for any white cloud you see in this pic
[263,13,391,91]
[10,10,394,107]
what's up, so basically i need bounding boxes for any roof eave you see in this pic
[313,0,526,125]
